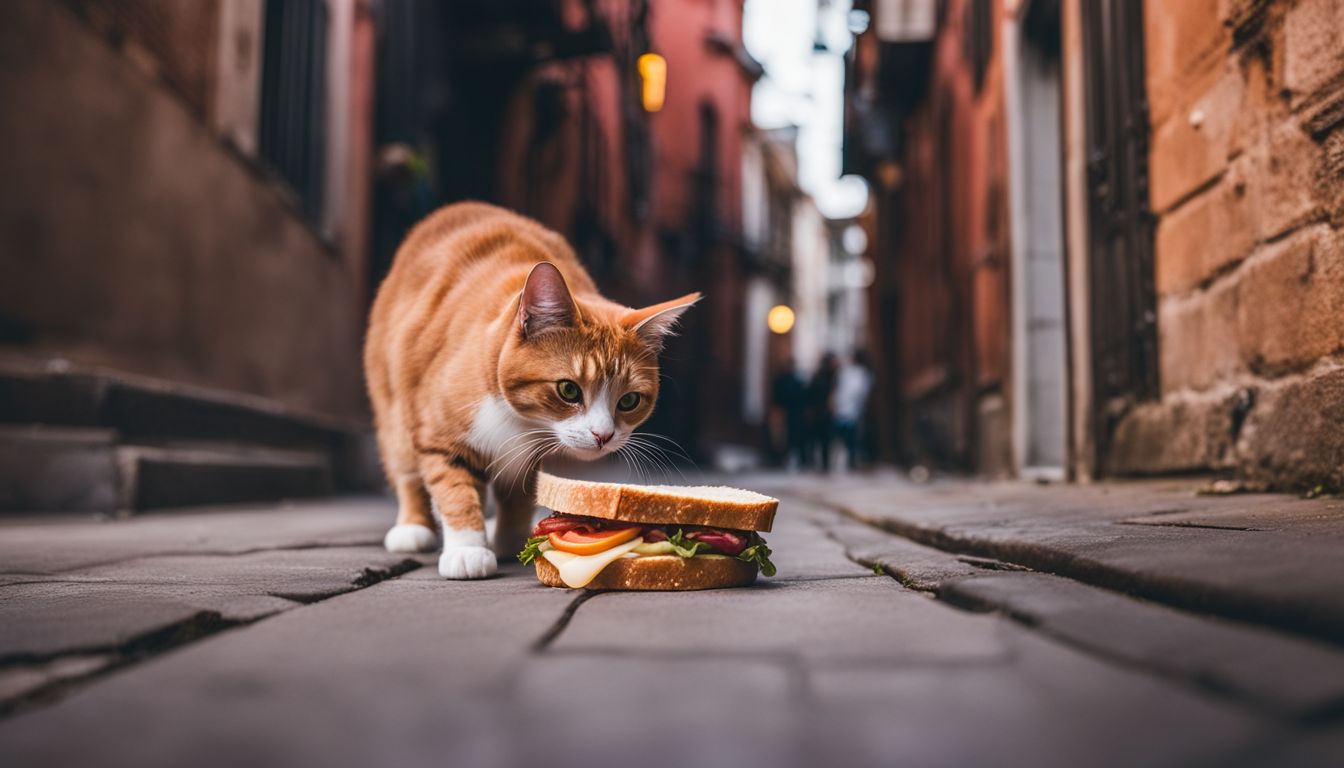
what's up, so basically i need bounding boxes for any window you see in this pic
[694,102,720,241]
[259,0,329,223]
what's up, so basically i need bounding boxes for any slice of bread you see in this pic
[535,554,758,590]
[535,472,778,532]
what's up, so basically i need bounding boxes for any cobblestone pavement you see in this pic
[1,473,1342,767]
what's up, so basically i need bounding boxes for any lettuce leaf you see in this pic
[736,533,777,577]
[667,529,713,558]
[517,536,549,565]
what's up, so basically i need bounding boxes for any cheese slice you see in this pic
[540,549,578,566]
[542,537,645,588]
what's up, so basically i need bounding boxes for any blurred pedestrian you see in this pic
[807,352,839,471]
[769,354,808,469]
[833,350,874,469]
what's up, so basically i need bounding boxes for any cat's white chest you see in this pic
[466,395,535,466]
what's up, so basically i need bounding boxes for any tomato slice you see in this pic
[548,526,642,555]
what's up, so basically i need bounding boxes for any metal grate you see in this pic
[259,0,328,224]
[1080,0,1159,458]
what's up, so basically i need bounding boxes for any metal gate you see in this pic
[1080,0,1158,463]
[259,0,329,224]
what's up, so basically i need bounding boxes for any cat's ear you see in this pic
[518,262,576,339]
[622,292,702,350]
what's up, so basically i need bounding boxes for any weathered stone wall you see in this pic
[1112,0,1344,488]
[62,0,221,119]
[0,0,368,421]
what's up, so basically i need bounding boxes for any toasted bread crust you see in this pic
[534,554,759,590]
[535,472,777,532]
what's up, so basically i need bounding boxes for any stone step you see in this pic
[0,363,357,451]
[0,360,383,499]
[0,426,334,514]
[116,443,333,512]
[0,425,118,513]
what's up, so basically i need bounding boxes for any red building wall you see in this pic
[863,0,1012,470]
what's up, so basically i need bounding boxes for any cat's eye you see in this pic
[617,392,641,412]
[556,380,582,403]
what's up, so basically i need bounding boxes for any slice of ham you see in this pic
[685,529,748,555]
[532,513,602,536]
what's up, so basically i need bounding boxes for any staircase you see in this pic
[0,362,381,514]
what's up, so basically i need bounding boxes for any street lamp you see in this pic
[638,53,666,113]
[767,304,795,334]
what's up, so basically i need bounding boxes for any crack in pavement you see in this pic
[935,581,1344,726]
[0,538,389,581]
[808,503,1344,727]
[0,609,256,719]
[1116,520,1263,532]
[793,489,1344,649]
[530,590,604,652]
[0,559,425,720]
[957,556,1033,572]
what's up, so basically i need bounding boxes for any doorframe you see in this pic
[1003,0,1069,482]
[1059,0,1096,481]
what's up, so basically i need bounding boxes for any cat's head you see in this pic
[497,262,699,460]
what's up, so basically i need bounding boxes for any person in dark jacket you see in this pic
[770,355,808,469]
[807,352,839,471]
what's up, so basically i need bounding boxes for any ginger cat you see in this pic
[365,202,699,579]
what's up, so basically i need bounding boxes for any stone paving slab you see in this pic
[0,556,1283,768]
[0,573,576,768]
[1116,504,1344,535]
[1250,727,1344,768]
[0,496,394,573]
[805,630,1277,768]
[0,655,113,702]
[0,480,1338,767]
[0,547,423,659]
[511,654,802,767]
[756,472,1344,645]
[551,578,1007,665]
[944,574,1344,720]
[825,507,1344,723]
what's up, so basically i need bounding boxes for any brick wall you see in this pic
[862,0,1013,472]
[1111,0,1344,488]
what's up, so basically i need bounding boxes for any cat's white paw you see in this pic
[439,546,498,579]
[384,524,439,553]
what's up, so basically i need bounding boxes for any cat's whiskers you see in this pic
[633,432,698,469]
[615,442,636,481]
[620,440,664,483]
[489,435,554,481]
[624,441,666,483]
[520,442,562,494]
[487,438,556,487]
[484,428,554,473]
[624,435,687,483]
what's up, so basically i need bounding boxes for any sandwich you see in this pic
[517,472,779,590]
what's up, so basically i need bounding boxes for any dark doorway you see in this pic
[1080,0,1159,468]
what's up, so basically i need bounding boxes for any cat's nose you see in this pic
[590,429,613,448]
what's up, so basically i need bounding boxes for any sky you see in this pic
[743,0,869,219]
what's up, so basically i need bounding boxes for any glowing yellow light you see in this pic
[767,304,795,334]
[638,53,666,113]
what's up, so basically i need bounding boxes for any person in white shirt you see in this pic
[832,350,873,469]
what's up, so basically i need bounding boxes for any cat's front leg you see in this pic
[419,453,495,579]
